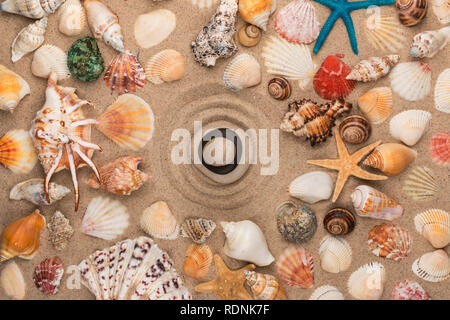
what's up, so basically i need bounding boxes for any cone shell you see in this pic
[223,53,261,92]
[403,166,438,202]
[319,236,352,273]
[276,201,317,243]
[182,244,213,279]
[434,68,450,114]
[145,49,185,85]
[11,17,47,63]
[351,185,404,221]
[96,94,154,151]
[81,197,130,240]
[274,0,320,44]
[347,55,400,82]
[0,261,25,299]
[309,285,344,300]
[239,0,276,31]
[429,132,449,166]
[58,0,86,36]
[323,208,356,236]
[140,201,179,240]
[180,218,216,244]
[412,249,450,282]
[288,171,333,204]
[390,61,432,101]
[0,210,45,263]
[31,45,70,81]
[364,10,407,52]
[0,0,64,18]
[392,280,431,300]
[47,211,73,251]
[244,270,287,300]
[410,27,450,58]
[389,110,431,146]
[33,257,64,295]
[357,87,393,124]
[0,64,30,112]
[276,247,314,288]
[134,9,176,49]
[104,51,146,95]
[0,129,37,174]
[237,24,262,47]
[432,0,450,24]
[363,143,417,176]
[339,115,371,144]
[262,35,316,89]
[414,209,449,248]
[396,0,428,26]
[368,224,412,262]
[268,77,291,100]
[10,178,71,205]
[347,262,386,300]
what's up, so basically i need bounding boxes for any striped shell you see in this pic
[339,115,371,144]
[323,208,356,236]
[223,53,261,92]
[357,87,393,124]
[396,0,428,26]
[389,110,431,146]
[347,262,386,300]
[33,257,64,295]
[390,61,432,101]
[104,51,146,95]
[346,55,400,82]
[0,64,30,113]
[237,24,262,47]
[183,244,213,279]
[414,209,449,249]
[368,223,412,262]
[0,129,37,174]
[145,49,185,85]
[429,132,449,166]
[180,218,216,244]
[140,201,179,240]
[403,166,438,202]
[434,68,450,114]
[363,143,417,176]
[412,249,450,282]
[319,235,352,273]
[276,247,314,288]
[11,17,47,62]
[268,77,291,100]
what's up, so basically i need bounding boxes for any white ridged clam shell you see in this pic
[134,9,176,49]
[140,201,179,240]
[81,196,130,240]
[412,250,450,283]
[347,262,386,300]
[11,17,47,62]
[191,0,219,8]
[389,110,431,146]
[262,35,316,89]
[58,0,86,36]
[0,0,64,19]
[431,0,450,24]
[145,49,185,85]
[223,53,261,92]
[435,68,450,114]
[319,235,352,273]
[0,261,26,300]
[288,171,333,204]
[0,64,30,112]
[414,209,449,249]
[31,45,71,80]
[410,27,450,58]
[390,61,432,101]
[309,285,344,300]
[403,166,438,202]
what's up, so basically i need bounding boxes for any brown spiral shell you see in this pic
[237,24,262,47]
[396,0,428,26]
[268,77,291,100]
[324,208,356,236]
[339,115,371,144]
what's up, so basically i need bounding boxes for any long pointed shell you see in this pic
[31,45,70,81]
[319,235,352,273]
[403,166,438,202]
[223,53,261,92]
[368,223,412,262]
[145,49,185,85]
[0,129,37,174]
[244,270,287,300]
[0,0,64,18]
[347,55,400,82]
[410,27,450,58]
[182,244,212,279]
[288,171,333,204]
[414,209,449,249]
[47,211,73,251]
[434,68,450,114]
[10,178,71,205]
[33,257,64,295]
[81,197,130,240]
[389,110,431,146]
[347,262,386,300]
[140,201,179,240]
[412,249,450,283]
[357,87,392,124]
[180,218,216,244]
[390,61,432,101]
[364,10,407,52]
[239,0,276,31]
[58,0,86,36]
[11,17,47,62]
[431,0,450,24]
[429,132,449,166]
[0,64,30,112]
[309,285,344,300]
[392,280,431,300]
[0,261,26,299]
[96,94,154,150]
[363,143,417,176]
[134,9,176,49]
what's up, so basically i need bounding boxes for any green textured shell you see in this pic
[67,37,104,82]
[276,201,317,243]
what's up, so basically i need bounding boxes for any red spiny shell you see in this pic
[104,51,146,95]
[33,257,64,295]
[313,54,356,100]
[429,133,449,166]
[392,280,431,300]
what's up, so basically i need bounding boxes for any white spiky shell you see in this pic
[412,250,450,283]
[191,0,219,8]
[309,285,344,300]
[134,9,176,49]
[223,53,261,92]
[140,201,179,240]
[81,196,130,240]
[262,35,316,89]
[364,9,407,52]
[11,17,47,63]
[390,61,432,101]
[410,27,450,58]
[0,64,30,112]
[435,68,450,114]
[319,235,352,273]
[288,171,333,204]
[0,0,64,19]
[145,49,185,85]
[431,0,450,24]
[403,166,438,202]
[357,87,393,124]
[31,45,71,81]
[389,110,431,146]
[347,262,386,300]
[414,209,449,249]
[0,261,26,300]
[58,0,86,36]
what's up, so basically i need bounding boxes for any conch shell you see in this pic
[244,270,287,300]
[346,55,400,82]
[0,0,65,19]
[363,143,417,176]
[11,17,47,62]
[410,26,450,58]
[0,64,30,113]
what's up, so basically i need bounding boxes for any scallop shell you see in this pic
[368,223,412,262]
[145,49,185,85]
[182,244,213,279]
[239,0,276,31]
[274,0,320,44]
[223,53,261,92]
[191,0,219,8]
[288,171,333,204]
[323,208,356,236]
[434,68,450,114]
[347,55,400,82]
[104,51,146,95]
[96,94,154,151]
[0,262,25,300]
[403,166,438,202]
[389,110,431,146]
[414,209,449,249]
[276,247,314,288]
[33,257,64,296]
[309,285,344,300]
[412,249,450,282]
[140,201,179,240]
[0,0,64,18]
[351,185,404,221]
[0,64,30,113]
[364,9,407,52]
[244,270,287,300]
[10,178,71,205]
[431,0,450,24]
[47,211,73,251]
[0,129,37,174]
[410,27,450,58]
[357,87,393,124]
[347,262,386,300]
[31,45,70,81]
[319,236,352,273]
[81,197,130,241]
[363,143,417,176]
[339,115,371,144]
[396,0,428,26]
[268,77,291,100]
[134,9,176,49]
[276,201,317,243]
[392,280,431,300]
[237,24,262,47]
[390,61,432,101]
[429,132,449,166]
[262,35,316,89]
[11,17,47,63]
[180,218,216,244]
[58,0,86,36]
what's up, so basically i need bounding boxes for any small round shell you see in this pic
[268,77,291,100]
[223,53,261,92]
[33,257,64,296]
[323,208,356,236]
[237,24,262,47]
[276,201,317,243]
[140,201,179,240]
[31,45,71,81]
[145,49,185,85]
[319,235,352,273]
[339,115,371,144]
[348,262,386,300]
[276,247,314,288]
[180,218,216,244]
[183,244,213,279]
[412,249,450,282]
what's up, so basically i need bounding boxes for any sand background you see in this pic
[0,0,448,300]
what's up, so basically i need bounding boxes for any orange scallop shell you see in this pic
[276,247,314,288]
[182,244,213,279]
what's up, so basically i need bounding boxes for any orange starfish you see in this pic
[195,254,255,300]
[307,128,387,202]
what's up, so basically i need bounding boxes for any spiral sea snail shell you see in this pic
[323,208,356,236]
[396,0,428,26]
[268,77,291,100]
[339,115,371,144]
[237,24,262,47]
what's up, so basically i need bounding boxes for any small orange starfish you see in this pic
[307,128,387,202]
[195,254,255,300]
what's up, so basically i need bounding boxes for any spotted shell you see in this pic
[392,280,431,300]
[396,0,428,26]
[180,218,216,244]
[323,208,356,236]
[339,115,371,144]
[276,247,314,288]
[368,223,412,262]
[237,24,262,47]
[268,77,291,100]
[276,201,317,243]
[33,257,64,295]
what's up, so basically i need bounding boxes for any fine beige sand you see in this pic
[0,0,449,300]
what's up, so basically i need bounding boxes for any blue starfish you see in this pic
[313,0,395,55]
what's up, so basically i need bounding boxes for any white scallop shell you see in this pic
[414,209,449,249]
[140,201,179,240]
[309,285,344,300]
[288,171,333,204]
[31,45,71,80]
[434,68,450,114]
[261,35,316,89]
[58,0,86,36]
[403,166,438,202]
[389,61,432,101]
[145,49,185,85]
[11,17,47,62]
[319,235,352,273]
[191,0,219,8]
[412,250,450,283]
[0,261,25,300]
[223,53,261,92]
[431,0,450,24]
[81,196,130,240]
[347,262,386,300]
[134,9,176,49]
[389,110,431,146]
